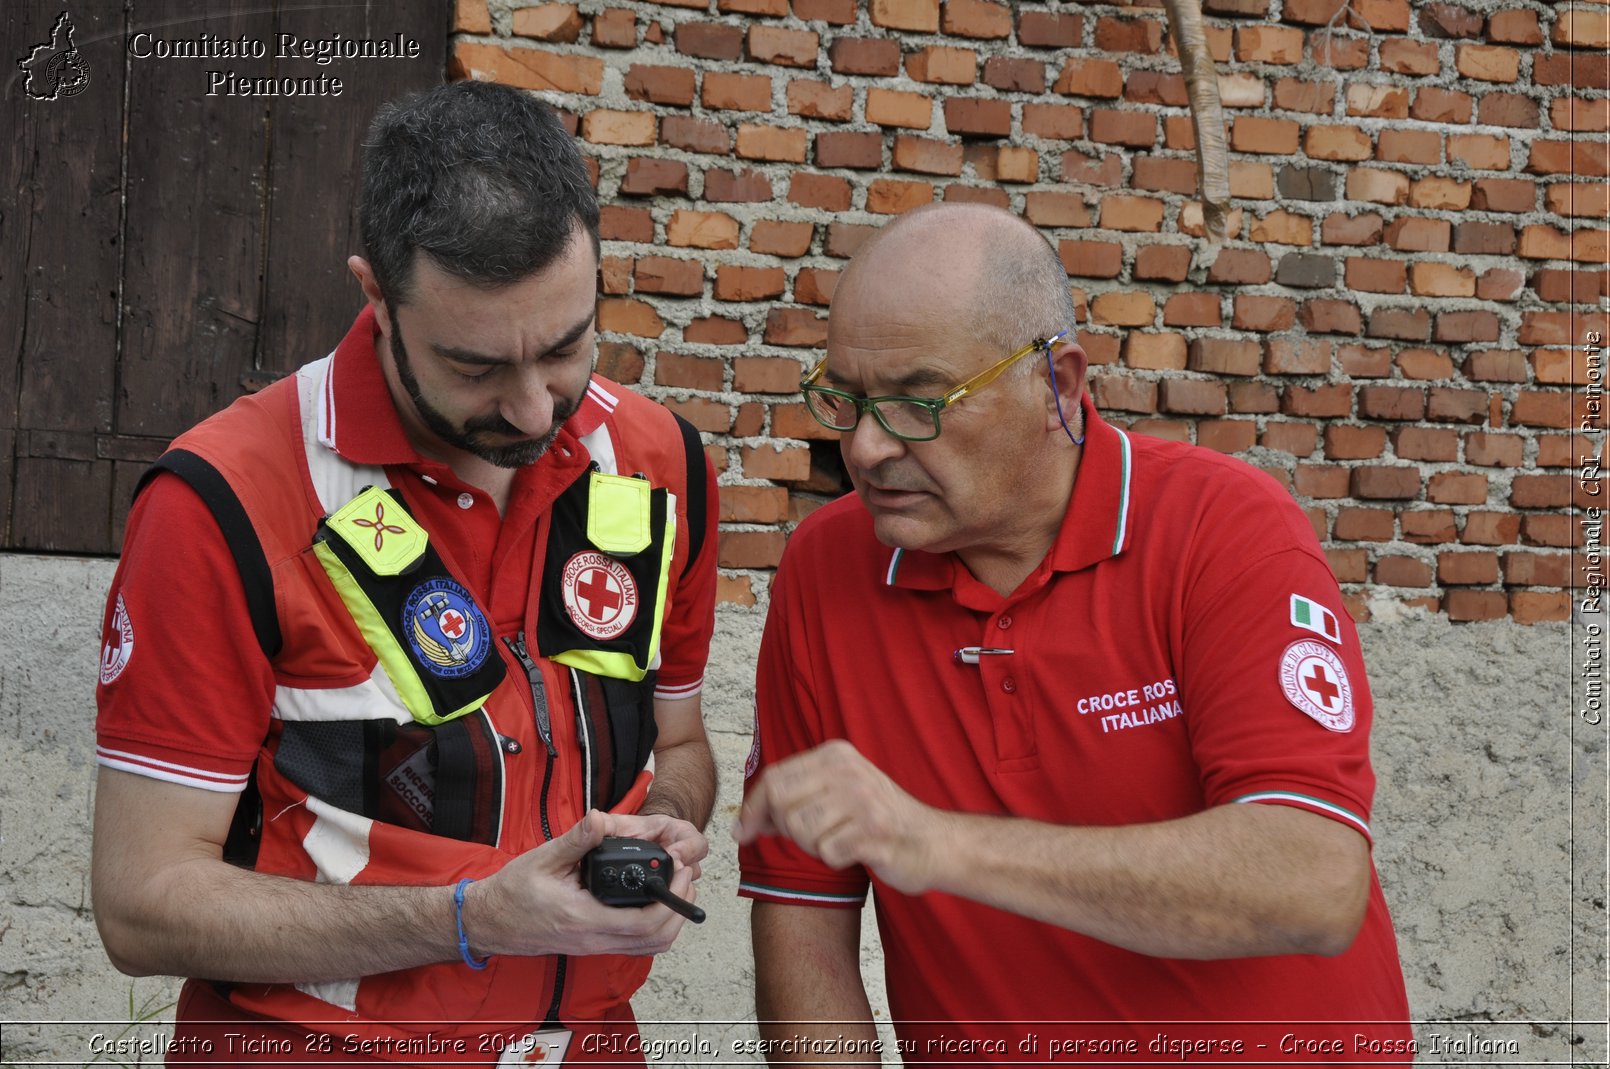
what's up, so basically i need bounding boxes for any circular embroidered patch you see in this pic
[1278,639,1355,732]
[561,551,639,641]
[99,593,134,685]
[403,578,491,679]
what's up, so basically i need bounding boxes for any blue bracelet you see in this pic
[454,878,489,970]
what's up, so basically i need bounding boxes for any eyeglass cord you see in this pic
[1045,341,1085,446]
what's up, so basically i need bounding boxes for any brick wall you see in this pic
[450,0,1606,623]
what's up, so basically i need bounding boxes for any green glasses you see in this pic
[800,330,1069,443]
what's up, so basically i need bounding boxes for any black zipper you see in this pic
[501,631,567,1027]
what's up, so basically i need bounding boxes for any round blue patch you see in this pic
[402,578,491,679]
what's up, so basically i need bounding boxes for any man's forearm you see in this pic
[641,735,716,829]
[928,803,1371,959]
[753,902,878,1066]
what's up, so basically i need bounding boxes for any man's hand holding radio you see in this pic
[464,810,707,960]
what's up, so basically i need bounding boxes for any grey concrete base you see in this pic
[0,554,1601,1066]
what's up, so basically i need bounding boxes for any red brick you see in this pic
[1439,552,1500,586]
[1127,70,1190,107]
[1060,240,1123,280]
[824,222,878,259]
[1020,11,1083,48]
[1435,312,1501,344]
[792,0,857,23]
[1159,380,1228,415]
[1022,104,1084,141]
[656,353,724,391]
[1453,221,1517,255]
[1474,176,1537,209]
[1135,244,1192,282]
[1283,383,1353,418]
[591,8,638,47]
[597,298,665,338]
[1300,300,1362,336]
[1197,420,1257,454]
[1510,474,1574,509]
[1274,78,1336,113]
[1092,375,1158,413]
[1207,249,1271,285]
[634,256,704,296]
[1376,555,1432,587]
[1509,591,1571,624]
[1534,52,1610,90]
[1368,308,1432,342]
[1380,37,1441,75]
[1529,140,1610,178]
[1534,269,1605,304]
[1100,196,1165,233]
[1323,213,1384,246]
[596,341,644,383]
[1309,31,1370,70]
[1411,177,1470,211]
[1402,509,1457,543]
[1062,150,1124,188]
[702,72,771,112]
[1456,44,1520,82]
[1187,338,1261,376]
[829,37,899,75]
[871,0,940,31]
[1394,426,1459,462]
[750,220,814,257]
[866,88,933,130]
[1339,343,1391,378]
[684,316,748,345]
[943,99,1012,138]
[456,0,491,32]
[1444,589,1507,621]
[810,131,880,170]
[892,136,965,176]
[1096,16,1164,53]
[599,205,653,243]
[1478,92,1541,130]
[764,308,828,348]
[661,115,731,154]
[677,21,745,60]
[1306,125,1373,162]
[944,0,1013,38]
[1334,506,1395,541]
[1464,432,1525,467]
[970,53,1041,93]
[719,530,787,569]
[705,168,773,203]
[721,0,789,15]
[866,178,934,214]
[1396,349,1456,380]
[908,45,978,85]
[731,356,802,393]
[1502,551,1577,588]
[1261,338,1331,375]
[714,266,786,303]
[1325,425,1387,460]
[455,41,606,93]
[1229,296,1295,333]
[1164,293,1222,327]
[1556,7,1610,49]
[1119,335,1186,373]
[1378,129,1442,166]
[1091,292,1156,328]
[1477,268,1525,301]
[667,209,740,249]
[789,173,852,211]
[1237,25,1305,63]
[1087,109,1155,149]
[1448,134,1512,171]
[1347,84,1410,120]
[1263,423,1319,456]
[1232,117,1301,155]
[1294,464,1352,499]
[620,157,689,197]
[624,64,695,106]
[1079,332,1122,367]
[1462,512,1522,546]
[1408,262,1474,298]
[719,484,789,526]
[1358,385,1426,421]
[1346,257,1407,294]
[741,441,811,482]
[1411,86,1473,124]
[1386,217,1452,252]
[599,256,632,296]
[1230,382,1280,414]
[736,124,809,163]
[748,25,820,67]
[794,267,838,306]
[666,397,732,435]
[1352,465,1421,499]
[1348,168,1411,206]
[1427,472,1488,504]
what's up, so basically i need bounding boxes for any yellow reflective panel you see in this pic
[325,486,429,577]
[586,472,653,556]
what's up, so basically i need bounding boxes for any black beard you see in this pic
[388,309,581,469]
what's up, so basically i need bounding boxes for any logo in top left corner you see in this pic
[18,12,90,102]
[99,593,134,685]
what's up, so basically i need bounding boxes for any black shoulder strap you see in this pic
[137,449,282,660]
[673,413,708,578]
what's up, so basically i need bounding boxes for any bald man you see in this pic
[735,204,1413,1065]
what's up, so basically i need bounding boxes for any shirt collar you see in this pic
[320,305,602,470]
[886,394,1135,592]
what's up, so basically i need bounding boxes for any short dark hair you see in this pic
[358,81,600,304]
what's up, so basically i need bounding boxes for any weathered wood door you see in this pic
[2,0,448,553]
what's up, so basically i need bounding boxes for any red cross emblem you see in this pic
[351,500,407,552]
[1303,664,1340,709]
[576,567,625,622]
[439,608,466,640]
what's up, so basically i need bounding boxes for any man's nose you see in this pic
[500,366,557,436]
[841,408,908,470]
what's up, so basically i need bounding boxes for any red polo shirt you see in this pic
[739,399,1412,1063]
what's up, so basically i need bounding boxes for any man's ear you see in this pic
[1043,337,1089,431]
[347,256,389,332]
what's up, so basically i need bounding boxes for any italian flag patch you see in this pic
[1290,594,1341,644]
